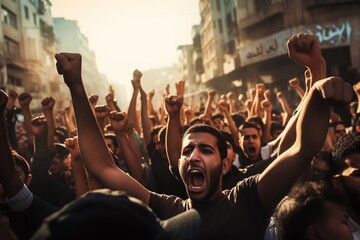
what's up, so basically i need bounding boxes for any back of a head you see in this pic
[332,132,360,174]
[31,189,171,240]
[274,181,345,240]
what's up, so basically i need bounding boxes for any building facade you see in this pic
[1,0,59,112]
[184,0,360,111]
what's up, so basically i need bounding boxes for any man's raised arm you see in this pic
[54,53,150,204]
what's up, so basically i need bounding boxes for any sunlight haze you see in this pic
[51,0,200,94]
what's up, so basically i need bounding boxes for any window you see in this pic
[4,37,20,58]
[8,75,22,87]
[33,13,37,25]
[2,7,17,29]
[24,6,29,19]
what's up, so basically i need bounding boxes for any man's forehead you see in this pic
[182,132,217,147]
[241,127,259,135]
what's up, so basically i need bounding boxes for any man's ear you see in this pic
[306,225,321,240]
[25,174,32,186]
[177,158,180,167]
[222,157,231,175]
[332,175,344,192]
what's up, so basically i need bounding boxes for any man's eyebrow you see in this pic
[183,142,216,150]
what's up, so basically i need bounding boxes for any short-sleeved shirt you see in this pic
[149,175,268,239]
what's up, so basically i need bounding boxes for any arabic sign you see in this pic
[304,21,352,47]
[239,19,356,67]
[239,28,293,66]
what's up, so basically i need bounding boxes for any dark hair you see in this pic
[220,131,235,151]
[238,121,260,132]
[332,132,360,173]
[104,133,119,149]
[54,143,70,160]
[246,116,264,132]
[12,150,30,177]
[274,181,345,240]
[211,113,224,122]
[151,125,164,140]
[270,122,284,136]
[190,116,212,126]
[183,124,227,160]
[32,189,171,240]
[230,113,245,129]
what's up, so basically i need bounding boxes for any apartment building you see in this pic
[1,0,60,111]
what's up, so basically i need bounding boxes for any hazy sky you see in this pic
[51,0,200,92]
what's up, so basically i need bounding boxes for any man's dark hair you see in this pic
[246,116,264,132]
[183,124,227,160]
[270,122,284,136]
[231,113,245,129]
[12,150,30,177]
[210,113,224,122]
[238,121,260,132]
[151,125,164,141]
[331,132,360,173]
[274,181,345,240]
[104,133,119,149]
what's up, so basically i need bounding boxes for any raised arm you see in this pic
[277,33,327,155]
[18,92,34,143]
[204,90,216,118]
[258,76,353,217]
[54,53,150,204]
[165,95,184,168]
[109,111,146,185]
[41,97,56,153]
[64,137,90,198]
[94,104,111,134]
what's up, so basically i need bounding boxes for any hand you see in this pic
[41,97,56,112]
[256,83,265,95]
[289,78,300,89]
[287,33,324,68]
[88,94,99,106]
[164,94,183,116]
[149,89,155,98]
[249,88,256,100]
[6,90,18,110]
[208,90,216,99]
[31,115,48,136]
[263,89,271,101]
[94,105,111,119]
[175,80,185,97]
[109,111,128,133]
[245,99,253,111]
[218,100,229,114]
[133,69,143,80]
[18,92,32,107]
[64,137,80,161]
[314,77,353,106]
[55,53,82,87]
[226,91,235,101]
[261,99,272,112]
[0,90,9,113]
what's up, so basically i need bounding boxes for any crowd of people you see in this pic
[0,32,359,239]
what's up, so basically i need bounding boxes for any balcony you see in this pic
[239,2,284,30]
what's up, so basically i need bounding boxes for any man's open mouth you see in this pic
[188,169,205,192]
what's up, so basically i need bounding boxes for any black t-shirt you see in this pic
[149,175,268,240]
